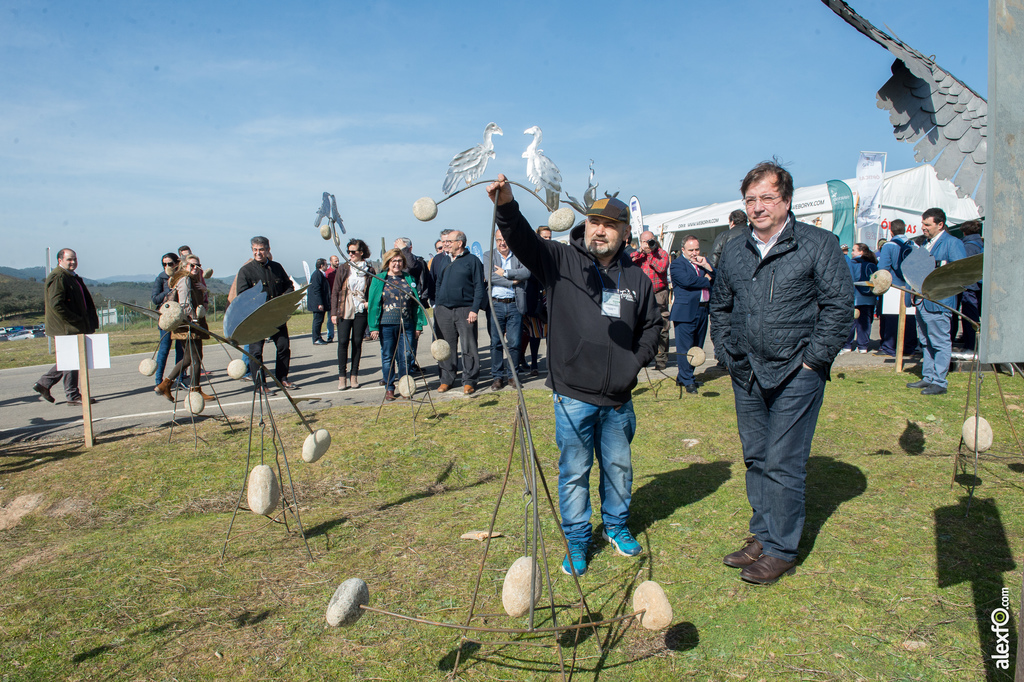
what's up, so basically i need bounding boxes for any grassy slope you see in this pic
[0,368,1021,680]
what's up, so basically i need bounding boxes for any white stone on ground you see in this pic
[326,578,370,626]
[633,580,672,630]
[502,556,543,618]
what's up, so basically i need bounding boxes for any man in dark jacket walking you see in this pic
[33,248,100,406]
[307,258,331,345]
[235,236,298,390]
[711,161,854,585]
[488,174,661,578]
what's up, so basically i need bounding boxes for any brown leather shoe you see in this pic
[156,378,174,402]
[437,383,450,393]
[740,555,796,584]
[190,386,215,401]
[463,384,475,395]
[384,390,396,401]
[723,536,763,568]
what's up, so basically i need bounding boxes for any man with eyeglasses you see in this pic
[428,229,455,305]
[151,252,187,389]
[433,230,485,394]
[235,236,298,391]
[711,160,853,585]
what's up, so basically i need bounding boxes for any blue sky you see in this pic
[1,1,988,280]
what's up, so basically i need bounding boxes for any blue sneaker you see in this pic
[561,541,589,576]
[603,525,642,557]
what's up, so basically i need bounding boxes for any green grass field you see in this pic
[0,367,1021,680]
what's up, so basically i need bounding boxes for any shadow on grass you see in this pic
[630,461,732,537]
[665,621,699,651]
[304,516,348,539]
[798,456,867,561]
[935,496,1017,681]
[438,641,481,672]
[899,419,926,455]
[232,609,272,627]
[377,459,496,512]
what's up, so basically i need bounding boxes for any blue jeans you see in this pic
[917,307,952,389]
[553,393,636,546]
[154,329,185,384]
[379,324,413,391]
[489,299,522,380]
[733,367,825,562]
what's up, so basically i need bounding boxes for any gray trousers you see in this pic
[38,365,80,400]
[435,305,479,387]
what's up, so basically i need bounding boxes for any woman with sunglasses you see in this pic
[156,255,212,402]
[330,239,375,389]
[367,248,427,400]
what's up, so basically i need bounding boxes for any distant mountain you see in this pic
[0,266,45,281]
[94,274,155,284]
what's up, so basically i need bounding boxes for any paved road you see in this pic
[0,324,900,445]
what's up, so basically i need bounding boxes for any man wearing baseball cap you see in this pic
[487,175,661,578]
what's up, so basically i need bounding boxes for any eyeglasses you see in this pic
[189,262,202,269]
[348,250,360,254]
[162,261,174,267]
[743,194,783,208]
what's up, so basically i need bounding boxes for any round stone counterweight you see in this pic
[326,578,370,627]
[548,207,575,232]
[302,429,331,464]
[158,301,185,331]
[961,416,993,452]
[227,358,248,379]
[247,465,279,516]
[139,358,157,377]
[686,346,706,367]
[431,339,451,362]
[502,556,543,617]
[413,197,438,222]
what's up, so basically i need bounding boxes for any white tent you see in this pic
[645,164,981,253]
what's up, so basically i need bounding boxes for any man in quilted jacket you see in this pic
[710,160,854,585]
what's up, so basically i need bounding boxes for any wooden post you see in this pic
[77,333,95,447]
[895,295,907,373]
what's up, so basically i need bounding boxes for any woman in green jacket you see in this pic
[368,248,427,400]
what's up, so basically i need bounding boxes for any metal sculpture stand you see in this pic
[222,365,314,562]
[952,355,1024,515]
[166,330,236,448]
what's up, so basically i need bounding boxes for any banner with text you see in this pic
[855,152,886,242]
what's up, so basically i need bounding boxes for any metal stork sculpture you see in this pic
[443,122,503,195]
[522,126,562,212]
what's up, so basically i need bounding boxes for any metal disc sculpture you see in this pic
[322,127,673,681]
[121,285,324,562]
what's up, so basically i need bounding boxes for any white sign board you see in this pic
[881,289,915,316]
[55,334,111,370]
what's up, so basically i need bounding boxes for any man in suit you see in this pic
[669,235,713,393]
[307,258,331,345]
[33,248,100,406]
[907,208,967,395]
[483,230,529,390]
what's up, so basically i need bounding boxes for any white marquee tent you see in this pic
[644,164,981,253]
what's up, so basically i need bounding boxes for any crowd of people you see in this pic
[29,160,984,588]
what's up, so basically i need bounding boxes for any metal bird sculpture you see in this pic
[821,0,987,212]
[443,122,502,195]
[329,194,345,234]
[563,160,600,215]
[522,126,562,212]
[314,192,331,228]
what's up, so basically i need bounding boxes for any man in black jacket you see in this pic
[711,161,854,585]
[434,230,486,394]
[307,258,331,346]
[488,175,661,578]
[235,236,298,390]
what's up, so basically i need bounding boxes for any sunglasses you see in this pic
[162,261,175,266]
[189,262,202,268]
[348,250,360,254]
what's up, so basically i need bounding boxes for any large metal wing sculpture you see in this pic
[822,0,987,212]
[522,126,562,212]
[442,122,502,195]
